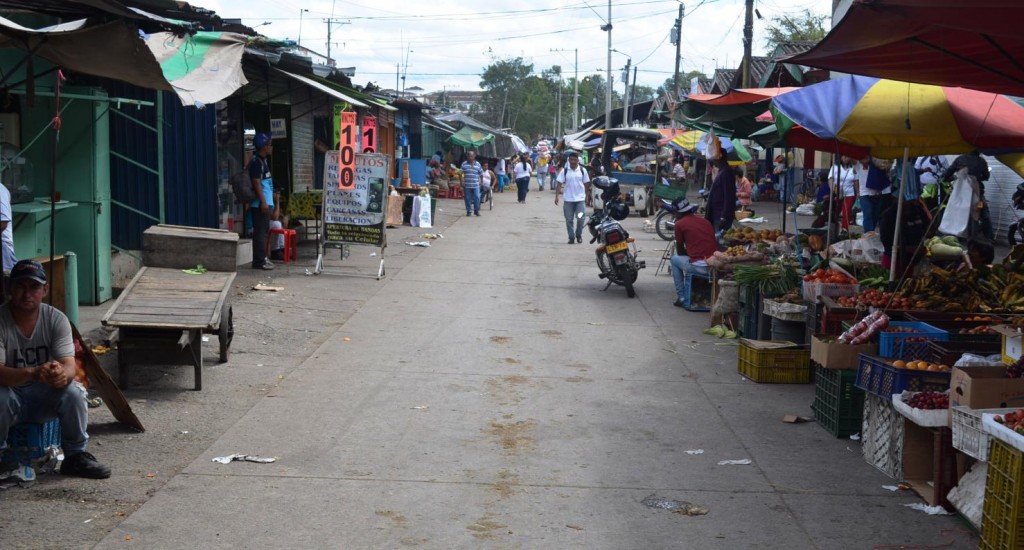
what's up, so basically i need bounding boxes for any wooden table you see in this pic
[101,267,236,391]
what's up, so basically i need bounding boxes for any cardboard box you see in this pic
[949,366,1024,409]
[992,325,1023,366]
[811,335,877,370]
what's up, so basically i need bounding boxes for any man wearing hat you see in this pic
[670,198,718,308]
[249,133,275,270]
[0,260,110,478]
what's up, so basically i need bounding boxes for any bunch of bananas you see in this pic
[704,325,738,339]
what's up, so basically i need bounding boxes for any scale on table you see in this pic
[0,141,34,204]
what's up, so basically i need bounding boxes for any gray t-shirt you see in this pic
[0,304,74,379]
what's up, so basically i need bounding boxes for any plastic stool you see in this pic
[267,228,298,264]
[683,271,712,312]
[2,419,61,465]
[449,185,464,199]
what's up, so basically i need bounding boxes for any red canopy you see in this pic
[788,1,1024,97]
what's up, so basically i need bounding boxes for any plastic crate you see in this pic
[927,340,1002,368]
[801,280,859,303]
[1,419,61,465]
[862,394,905,479]
[980,439,1024,550]
[878,321,949,360]
[952,406,1018,461]
[762,299,806,322]
[683,272,712,312]
[812,363,865,438]
[819,297,858,336]
[737,339,811,383]
[854,354,952,398]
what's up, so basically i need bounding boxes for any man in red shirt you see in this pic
[670,199,718,308]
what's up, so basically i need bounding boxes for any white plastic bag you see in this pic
[938,168,978,238]
[411,196,432,228]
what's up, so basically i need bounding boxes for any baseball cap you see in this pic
[673,198,699,214]
[10,260,47,284]
[253,133,272,150]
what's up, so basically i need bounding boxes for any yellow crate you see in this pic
[981,439,1024,550]
[737,340,811,384]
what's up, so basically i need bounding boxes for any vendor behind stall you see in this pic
[879,198,933,275]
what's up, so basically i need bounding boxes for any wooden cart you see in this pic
[101,267,235,391]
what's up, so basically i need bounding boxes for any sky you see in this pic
[203,0,832,96]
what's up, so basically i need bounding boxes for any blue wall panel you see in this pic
[107,82,217,250]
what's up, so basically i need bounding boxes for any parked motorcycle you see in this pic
[588,176,645,297]
[1009,183,1024,246]
[654,198,678,241]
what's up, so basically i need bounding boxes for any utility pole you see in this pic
[671,3,685,129]
[621,58,631,127]
[742,0,754,87]
[551,48,580,130]
[602,0,612,128]
[324,18,350,64]
[630,65,637,126]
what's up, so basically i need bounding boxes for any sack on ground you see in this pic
[712,280,739,316]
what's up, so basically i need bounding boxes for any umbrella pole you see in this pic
[825,156,836,251]
[889,147,911,282]
[781,147,788,234]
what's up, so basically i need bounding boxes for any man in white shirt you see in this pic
[555,152,591,244]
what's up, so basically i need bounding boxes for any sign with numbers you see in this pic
[361,116,377,153]
[322,152,389,247]
[338,111,357,190]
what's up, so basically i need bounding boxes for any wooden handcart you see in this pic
[101,267,235,391]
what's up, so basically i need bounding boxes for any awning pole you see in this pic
[889,147,911,282]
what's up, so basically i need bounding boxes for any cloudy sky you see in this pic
[204,0,831,94]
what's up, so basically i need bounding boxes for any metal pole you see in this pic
[605,0,612,128]
[622,58,630,127]
[742,0,754,87]
[629,65,637,126]
[157,92,165,223]
[573,48,579,129]
[672,3,684,130]
[889,148,911,282]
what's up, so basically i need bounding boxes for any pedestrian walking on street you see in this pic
[460,151,484,216]
[512,154,533,203]
[537,153,549,191]
[555,152,590,244]
[828,155,859,231]
[249,133,275,270]
[495,156,508,193]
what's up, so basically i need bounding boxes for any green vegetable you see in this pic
[735,260,800,298]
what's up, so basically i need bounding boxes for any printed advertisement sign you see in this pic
[322,152,388,247]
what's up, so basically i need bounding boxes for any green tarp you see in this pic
[448,126,494,148]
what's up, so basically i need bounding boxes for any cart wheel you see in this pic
[218,305,234,363]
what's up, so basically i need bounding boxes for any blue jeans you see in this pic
[0,382,90,455]
[497,174,508,192]
[670,255,710,303]
[563,201,586,241]
[537,171,547,190]
[860,194,887,232]
[516,177,530,202]
[463,186,481,214]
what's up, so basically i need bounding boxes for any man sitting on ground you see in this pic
[0,260,110,478]
[670,199,719,308]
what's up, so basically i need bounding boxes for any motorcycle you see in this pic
[1009,183,1024,246]
[654,198,679,241]
[588,176,645,298]
[654,190,712,241]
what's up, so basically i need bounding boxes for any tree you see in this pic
[763,9,827,52]
[478,57,534,129]
[631,85,656,103]
[659,71,705,96]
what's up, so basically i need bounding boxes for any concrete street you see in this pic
[3,185,977,549]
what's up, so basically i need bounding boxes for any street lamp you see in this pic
[298,9,309,49]
[551,48,579,130]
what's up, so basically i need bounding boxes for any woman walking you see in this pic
[828,155,859,230]
[512,154,533,203]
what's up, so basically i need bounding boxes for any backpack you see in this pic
[230,158,261,204]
